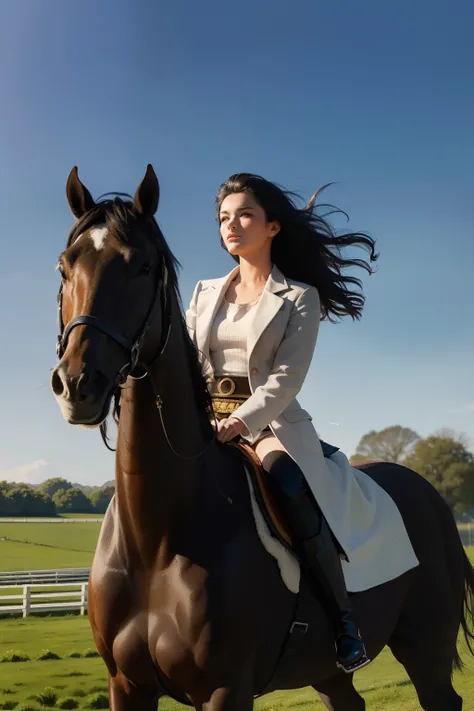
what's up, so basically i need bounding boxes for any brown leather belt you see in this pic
[208,376,251,419]
[208,376,251,397]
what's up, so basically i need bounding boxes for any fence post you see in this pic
[80,583,87,615]
[23,585,31,618]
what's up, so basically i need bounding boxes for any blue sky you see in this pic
[0,0,473,487]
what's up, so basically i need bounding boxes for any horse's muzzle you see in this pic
[51,361,113,426]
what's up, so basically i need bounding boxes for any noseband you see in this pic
[55,259,218,462]
[56,259,171,383]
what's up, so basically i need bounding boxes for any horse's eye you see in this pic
[56,263,66,279]
[138,262,152,276]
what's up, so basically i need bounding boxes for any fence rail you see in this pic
[457,523,473,548]
[0,568,90,587]
[0,582,88,617]
[0,518,103,523]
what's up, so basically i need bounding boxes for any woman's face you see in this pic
[218,192,280,260]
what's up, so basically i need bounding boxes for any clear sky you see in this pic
[0,0,473,487]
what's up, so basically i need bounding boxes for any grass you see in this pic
[0,524,101,571]
[0,616,473,710]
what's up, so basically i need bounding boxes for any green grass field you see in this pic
[0,523,101,571]
[0,616,472,710]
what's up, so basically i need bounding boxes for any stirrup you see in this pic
[335,635,371,674]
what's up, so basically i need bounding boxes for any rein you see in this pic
[56,259,218,461]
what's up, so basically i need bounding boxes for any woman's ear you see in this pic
[269,221,281,237]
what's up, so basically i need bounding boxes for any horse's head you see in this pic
[51,165,171,426]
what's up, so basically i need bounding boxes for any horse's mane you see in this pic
[67,196,215,434]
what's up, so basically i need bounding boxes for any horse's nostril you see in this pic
[77,370,93,402]
[51,368,65,396]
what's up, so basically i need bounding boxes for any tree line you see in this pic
[0,478,114,517]
[1,426,473,517]
[350,426,474,513]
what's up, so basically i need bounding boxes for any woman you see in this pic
[186,173,378,674]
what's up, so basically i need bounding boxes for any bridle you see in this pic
[55,255,218,461]
[56,258,171,383]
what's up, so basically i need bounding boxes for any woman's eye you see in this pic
[220,216,228,223]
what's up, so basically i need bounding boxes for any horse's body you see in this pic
[53,166,474,711]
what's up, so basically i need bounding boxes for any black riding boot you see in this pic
[264,451,369,673]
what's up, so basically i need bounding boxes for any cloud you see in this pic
[0,459,49,484]
[447,402,474,415]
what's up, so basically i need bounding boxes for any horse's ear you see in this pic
[66,167,95,219]
[133,164,159,217]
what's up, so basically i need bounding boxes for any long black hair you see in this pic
[216,174,378,322]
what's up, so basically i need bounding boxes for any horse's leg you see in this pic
[192,675,253,711]
[108,675,161,711]
[389,639,462,710]
[313,675,365,711]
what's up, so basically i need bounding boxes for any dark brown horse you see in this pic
[51,165,474,711]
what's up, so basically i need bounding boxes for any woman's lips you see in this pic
[227,234,240,242]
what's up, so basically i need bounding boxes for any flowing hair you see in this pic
[216,174,378,322]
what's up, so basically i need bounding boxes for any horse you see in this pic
[51,164,474,711]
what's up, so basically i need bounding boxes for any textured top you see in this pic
[209,297,260,376]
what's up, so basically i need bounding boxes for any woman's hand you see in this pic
[216,416,249,443]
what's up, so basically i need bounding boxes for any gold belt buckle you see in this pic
[216,377,236,396]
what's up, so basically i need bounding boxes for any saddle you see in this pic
[229,439,339,553]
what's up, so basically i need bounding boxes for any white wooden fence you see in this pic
[0,582,88,617]
[0,568,89,587]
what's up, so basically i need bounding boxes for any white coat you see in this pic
[186,264,419,592]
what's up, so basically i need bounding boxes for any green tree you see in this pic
[0,484,56,516]
[404,433,474,511]
[89,485,115,514]
[39,477,73,498]
[53,487,93,513]
[350,425,420,465]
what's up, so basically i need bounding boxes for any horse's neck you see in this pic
[114,309,213,566]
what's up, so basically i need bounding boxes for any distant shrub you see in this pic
[87,694,109,709]
[0,651,29,663]
[0,691,16,695]
[68,652,82,659]
[82,649,99,658]
[35,688,57,707]
[57,699,78,710]
[18,706,40,711]
[69,690,86,699]
[58,672,88,678]
[37,650,61,661]
[0,703,18,710]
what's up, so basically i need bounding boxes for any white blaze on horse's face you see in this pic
[89,227,108,251]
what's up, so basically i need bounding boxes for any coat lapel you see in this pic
[196,263,289,371]
[247,265,289,361]
[196,265,239,362]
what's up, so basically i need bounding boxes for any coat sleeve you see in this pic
[185,280,202,347]
[231,286,321,437]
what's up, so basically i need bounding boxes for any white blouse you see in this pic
[209,297,259,376]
